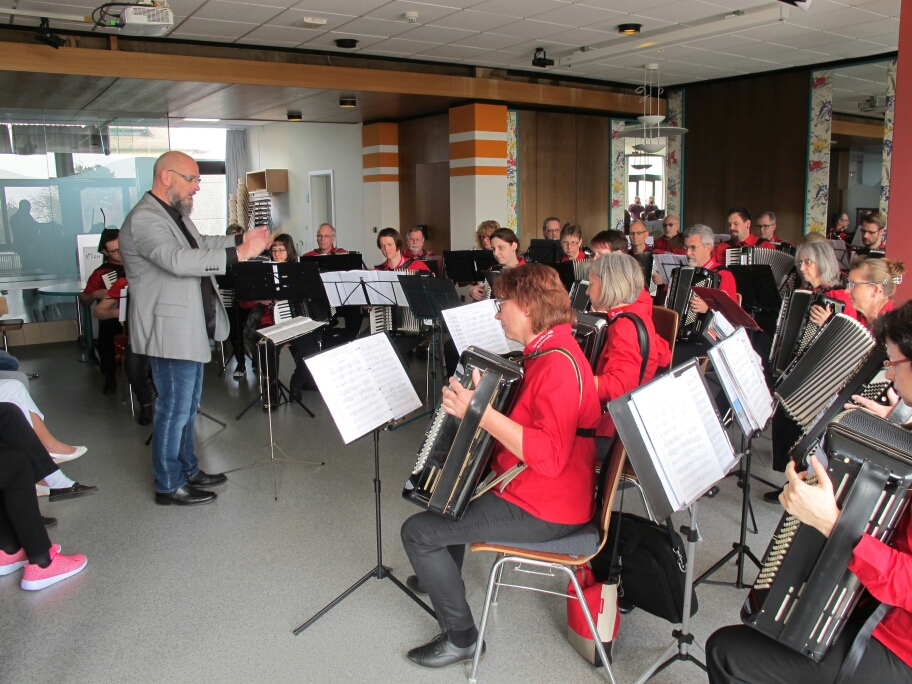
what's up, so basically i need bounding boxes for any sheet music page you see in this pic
[368,271,410,306]
[654,254,689,283]
[627,398,682,510]
[715,328,774,431]
[257,317,326,345]
[320,271,367,306]
[678,366,737,473]
[710,311,735,338]
[442,299,512,356]
[630,374,726,507]
[358,333,422,420]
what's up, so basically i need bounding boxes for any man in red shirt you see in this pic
[301,223,347,257]
[706,302,912,684]
[712,207,775,265]
[79,229,125,395]
[857,212,887,251]
[628,220,652,256]
[403,226,436,259]
[683,224,738,307]
[653,215,685,254]
[755,210,792,247]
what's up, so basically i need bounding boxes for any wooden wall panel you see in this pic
[415,162,450,253]
[683,70,810,244]
[518,110,538,251]
[399,113,449,246]
[575,115,610,245]
[535,113,577,236]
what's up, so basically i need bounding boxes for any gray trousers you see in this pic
[401,492,584,633]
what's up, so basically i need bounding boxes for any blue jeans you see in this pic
[0,350,19,371]
[149,357,203,493]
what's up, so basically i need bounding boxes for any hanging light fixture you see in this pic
[619,63,687,156]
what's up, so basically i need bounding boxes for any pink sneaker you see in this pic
[0,544,61,576]
[21,546,86,590]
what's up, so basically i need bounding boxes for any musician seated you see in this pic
[755,210,792,247]
[469,228,526,302]
[828,212,851,242]
[475,220,498,252]
[400,264,600,669]
[240,235,320,408]
[628,220,652,256]
[847,256,904,329]
[706,304,912,684]
[542,216,561,241]
[403,226,435,259]
[795,240,857,327]
[301,222,348,256]
[588,254,670,444]
[559,222,589,262]
[856,212,887,252]
[376,228,432,273]
[682,224,738,314]
[653,215,685,255]
[590,229,628,257]
[711,207,775,265]
[93,276,155,425]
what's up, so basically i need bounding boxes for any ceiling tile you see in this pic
[170,17,258,38]
[494,18,579,39]
[827,17,899,39]
[789,5,892,31]
[302,30,389,47]
[838,61,890,77]
[333,17,416,37]
[682,33,760,50]
[860,32,899,46]
[193,1,286,24]
[526,3,625,29]
[733,21,819,43]
[395,23,477,42]
[751,29,850,48]
[239,23,323,42]
[856,0,900,17]
[264,8,355,31]
[470,51,526,65]
[166,31,236,41]
[365,0,461,23]
[727,41,799,59]
[632,0,731,24]
[545,27,617,48]
[577,0,678,11]
[417,43,491,58]
[468,0,568,20]
[156,0,208,16]
[416,0,490,7]
[429,9,518,31]
[361,36,437,54]
[500,38,586,56]
[449,31,528,49]
[235,37,302,47]
[291,0,388,12]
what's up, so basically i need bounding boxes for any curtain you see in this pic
[225,128,248,196]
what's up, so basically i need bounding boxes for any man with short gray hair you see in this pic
[755,211,791,247]
[682,224,738,305]
[302,223,347,256]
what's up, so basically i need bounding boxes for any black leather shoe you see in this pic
[103,376,117,395]
[155,485,216,506]
[289,386,303,403]
[187,470,227,487]
[406,574,427,595]
[764,486,784,503]
[48,483,98,502]
[42,516,57,529]
[407,633,485,669]
[138,403,153,426]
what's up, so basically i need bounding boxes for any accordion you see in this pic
[743,409,912,661]
[739,246,796,290]
[664,266,721,341]
[101,270,119,290]
[632,252,658,297]
[573,312,609,372]
[770,291,846,377]
[275,299,313,323]
[368,272,427,336]
[569,280,591,313]
[403,347,524,520]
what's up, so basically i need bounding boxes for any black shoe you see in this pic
[289,387,303,403]
[42,516,57,529]
[187,470,227,487]
[407,633,485,669]
[103,376,117,395]
[155,485,216,506]
[764,486,784,503]
[48,483,98,502]
[406,574,427,595]
[138,403,153,426]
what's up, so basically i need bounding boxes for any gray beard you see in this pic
[168,192,193,217]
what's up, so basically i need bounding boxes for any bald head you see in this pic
[151,151,200,217]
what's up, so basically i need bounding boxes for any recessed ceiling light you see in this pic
[618,23,642,35]
[334,38,358,49]
[183,118,220,122]
[287,111,303,122]
[339,97,357,108]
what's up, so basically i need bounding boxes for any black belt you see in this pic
[576,428,597,438]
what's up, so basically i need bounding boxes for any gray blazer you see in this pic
[119,193,237,363]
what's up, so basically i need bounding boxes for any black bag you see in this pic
[590,512,698,623]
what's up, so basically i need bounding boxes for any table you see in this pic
[38,281,95,363]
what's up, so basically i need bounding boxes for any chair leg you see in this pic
[469,555,510,684]
[562,564,618,684]
[491,555,506,606]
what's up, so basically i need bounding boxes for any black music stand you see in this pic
[442,250,497,281]
[231,261,328,420]
[525,239,563,264]
[547,260,580,292]
[726,265,781,312]
[298,252,364,272]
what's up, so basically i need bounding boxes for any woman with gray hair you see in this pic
[794,239,856,326]
[588,252,670,441]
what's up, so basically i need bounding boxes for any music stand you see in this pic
[293,333,435,636]
[442,250,497,281]
[299,252,364,272]
[526,239,563,264]
[726,265,781,312]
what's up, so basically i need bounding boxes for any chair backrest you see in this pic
[737,293,743,306]
[652,305,679,368]
[591,437,627,560]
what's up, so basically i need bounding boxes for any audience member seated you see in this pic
[559,223,588,262]
[302,223,348,256]
[240,234,321,410]
[0,349,19,371]
[79,229,125,395]
[711,207,775,265]
[541,216,561,241]
[588,253,670,450]
[403,226,435,259]
[847,256,904,329]
[755,210,792,247]
[628,220,652,256]
[856,212,887,252]
[795,239,857,326]
[683,223,738,313]
[628,196,644,221]
[653,215,685,254]
[590,229,628,256]
[0,404,88,591]
[224,223,248,380]
[93,276,155,425]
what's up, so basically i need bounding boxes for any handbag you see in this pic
[590,512,698,623]
[566,565,620,666]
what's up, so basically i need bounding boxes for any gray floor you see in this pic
[2,341,788,684]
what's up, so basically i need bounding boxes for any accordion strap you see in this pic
[834,602,893,684]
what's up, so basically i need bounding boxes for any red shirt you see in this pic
[711,233,774,265]
[302,246,347,256]
[857,300,894,330]
[848,504,912,668]
[376,255,432,273]
[489,324,601,525]
[239,299,275,327]
[403,248,436,258]
[594,290,671,437]
[83,263,123,294]
[702,258,739,301]
[813,286,858,323]
[559,250,588,263]
[654,235,686,255]
[106,276,127,300]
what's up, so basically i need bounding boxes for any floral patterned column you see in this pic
[881,59,897,222]
[665,90,684,220]
[609,119,628,231]
[506,109,519,236]
[805,70,834,234]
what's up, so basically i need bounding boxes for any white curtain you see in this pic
[225,128,248,195]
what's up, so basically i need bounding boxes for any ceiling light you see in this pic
[183,118,220,122]
[404,11,419,23]
[296,17,327,29]
[618,23,642,35]
[287,112,303,122]
[334,38,358,49]
[339,97,357,108]
[35,18,66,49]
[532,47,553,68]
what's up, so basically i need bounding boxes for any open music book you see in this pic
[320,270,410,307]
[708,327,774,435]
[702,310,735,343]
[305,332,422,444]
[441,299,525,357]
[610,361,737,517]
[654,253,689,284]
[256,316,326,345]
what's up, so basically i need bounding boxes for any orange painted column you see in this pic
[449,103,508,249]
[362,123,399,237]
[888,6,911,303]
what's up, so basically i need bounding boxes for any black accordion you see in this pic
[573,312,609,372]
[569,280,591,313]
[403,347,524,520]
[770,290,847,378]
[664,266,721,341]
[743,409,912,660]
[632,252,658,297]
[739,245,796,291]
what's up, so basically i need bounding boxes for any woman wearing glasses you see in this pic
[558,223,592,262]
[846,256,905,329]
[401,264,600,669]
[795,240,857,327]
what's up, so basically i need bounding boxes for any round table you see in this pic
[37,281,95,363]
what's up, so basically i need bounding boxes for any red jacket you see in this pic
[302,246,347,256]
[654,235,686,255]
[849,503,912,668]
[376,255,431,273]
[403,248,436,258]
[559,250,588,263]
[711,233,774,265]
[594,291,671,437]
[489,324,601,525]
[702,258,739,302]
[813,286,858,323]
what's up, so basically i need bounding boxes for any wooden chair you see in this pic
[651,305,679,373]
[467,438,626,684]
[0,318,23,353]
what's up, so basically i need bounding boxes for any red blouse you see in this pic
[376,255,432,273]
[489,324,601,525]
[559,250,588,263]
[302,246,347,256]
[702,258,739,302]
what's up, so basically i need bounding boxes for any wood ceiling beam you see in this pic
[0,41,658,116]
[832,119,884,139]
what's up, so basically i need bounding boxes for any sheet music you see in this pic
[305,333,422,444]
[654,254,689,283]
[678,365,737,473]
[630,374,726,507]
[442,299,524,356]
[709,327,774,434]
[627,398,680,507]
[256,316,326,345]
[321,271,364,307]
[319,270,409,307]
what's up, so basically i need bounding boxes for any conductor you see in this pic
[120,151,272,506]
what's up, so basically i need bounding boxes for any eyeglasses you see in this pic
[846,280,877,290]
[662,222,676,227]
[630,231,648,237]
[884,358,911,369]
[797,259,814,267]
[561,240,580,247]
[494,297,511,312]
[684,245,701,252]
[756,224,775,229]
[316,234,334,240]
[860,228,883,236]
[168,169,202,184]
[104,248,121,255]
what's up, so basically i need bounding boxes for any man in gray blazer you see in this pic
[120,151,271,506]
